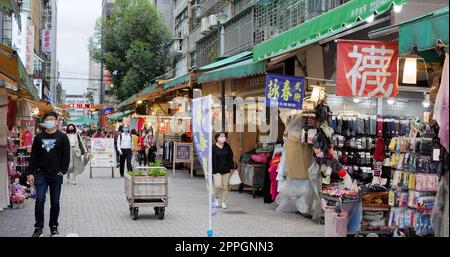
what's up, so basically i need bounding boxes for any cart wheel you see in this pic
[154,207,160,215]
[238,184,243,193]
[132,208,139,220]
[158,208,165,220]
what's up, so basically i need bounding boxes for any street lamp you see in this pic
[216,9,228,57]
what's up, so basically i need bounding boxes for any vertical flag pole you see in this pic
[207,95,213,238]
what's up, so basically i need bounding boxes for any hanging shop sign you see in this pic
[336,40,399,97]
[102,108,113,116]
[33,79,42,99]
[265,73,305,109]
[19,119,35,148]
[42,29,52,54]
[68,104,92,109]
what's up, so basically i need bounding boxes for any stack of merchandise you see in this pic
[387,137,439,236]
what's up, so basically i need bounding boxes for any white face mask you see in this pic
[44,120,56,129]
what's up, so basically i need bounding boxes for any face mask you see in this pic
[124,128,129,133]
[67,129,75,134]
[218,137,226,144]
[44,120,56,129]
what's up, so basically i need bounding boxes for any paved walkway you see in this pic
[0,166,323,237]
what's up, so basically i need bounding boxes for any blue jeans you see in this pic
[34,173,63,229]
[342,201,362,234]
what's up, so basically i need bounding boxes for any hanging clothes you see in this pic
[434,53,449,152]
[269,154,281,201]
[276,148,287,193]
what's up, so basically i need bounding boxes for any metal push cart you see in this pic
[125,167,169,220]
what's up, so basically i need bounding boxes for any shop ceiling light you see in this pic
[137,100,143,105]
[393,4,403,13]
[353,97,362,103]
[422,93,431,108]
[110,84,114,88]
[403,58,417,84]
[387,98,395,105]
[311,86,324,102]
[366,15,375,23]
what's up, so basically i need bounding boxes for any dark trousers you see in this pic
[34,173,63,229]
[119,149,133,176]
[148,148,156,163]
[138,150,147,166]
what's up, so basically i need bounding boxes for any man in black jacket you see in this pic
[27,111,70,237]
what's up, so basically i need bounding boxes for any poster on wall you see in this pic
[42,30,52,54]
[19,119,35,148]
[90,138,116,167]
[336,40,399,97]
[265,73,305,109]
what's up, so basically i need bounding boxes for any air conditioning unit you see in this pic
[201,17,210,34]
[208,14,218,28]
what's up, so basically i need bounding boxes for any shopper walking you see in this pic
[28,111,70,237]
[148,127,157,163]
[117,124,133,177]
[114,125,123,168]
[212,132,235,209]
[131,129,140,167]
[65,124,87,185]
[138,129,149,166]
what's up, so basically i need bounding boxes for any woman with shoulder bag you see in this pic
[147,127,157,163]
[65,124,87,185]
[212,132,235,209]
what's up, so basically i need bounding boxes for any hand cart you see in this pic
[125,167,169,220]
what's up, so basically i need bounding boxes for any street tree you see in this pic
[89,0,171,101]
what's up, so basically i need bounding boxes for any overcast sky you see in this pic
[57,0,102,95]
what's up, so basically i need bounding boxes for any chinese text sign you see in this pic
[265,74,305,109]
[336,40,399,97]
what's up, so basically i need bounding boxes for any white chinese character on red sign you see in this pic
[345,44,395,97]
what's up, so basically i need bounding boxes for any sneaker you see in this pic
[221,202,227,209]
[214,198,220,208]
[50,226,60,237]
[32,228,43,237]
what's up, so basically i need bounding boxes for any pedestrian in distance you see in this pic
[147,127,156,163]
[65,124,87,185]
[28,111,71,237]
[114,125,123,168]
[212,132,235,209]
[131,129,140,167]
[138,129,149,166]
[117,124,133,177]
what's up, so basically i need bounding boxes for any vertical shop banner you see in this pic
[25,25,35,74]
[42,30,52,54]
[265,73,305,109]
[19,119,35,148]
[336,40,399,97]
[192,95,216,237]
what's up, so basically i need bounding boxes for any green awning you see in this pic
[117,94,137,108]
[199,51,252,70]
[18,59,39,100]
[399,7,448,54]
[252,0,408,62]
[197,59,266,84]
[162,73,190,91]
[141,83,157,95]
[107,110,134,120]
[71,117,98,124]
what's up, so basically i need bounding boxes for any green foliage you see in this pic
[88,0,171,101]
[147,168,168,176]
[148,161,161,167]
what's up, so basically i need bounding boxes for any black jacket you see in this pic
[30,130,71,176]
[212,143,234,174]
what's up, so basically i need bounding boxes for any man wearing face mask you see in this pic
[28,111,70,237]
[117,124,133,177]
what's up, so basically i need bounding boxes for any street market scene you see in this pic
[0,0,448,239]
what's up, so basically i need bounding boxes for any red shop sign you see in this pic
[336,40,399,97]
